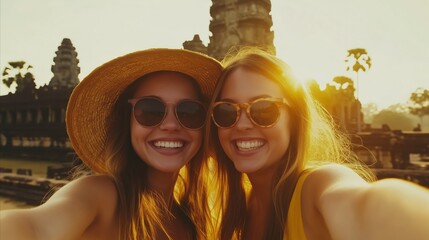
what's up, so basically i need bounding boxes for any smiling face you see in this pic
[130,72,202,174]
[217,67,291,175]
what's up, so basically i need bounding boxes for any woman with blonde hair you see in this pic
[1,48,222,239]
[206,48,429,240]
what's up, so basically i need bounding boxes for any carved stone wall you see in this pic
[0,86,73,160]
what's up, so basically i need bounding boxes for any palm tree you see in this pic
[345,48,371,132]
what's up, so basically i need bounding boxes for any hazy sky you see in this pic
[1,0,428,109]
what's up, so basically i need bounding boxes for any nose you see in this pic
[235,108,253,130]
[159,106,181,130]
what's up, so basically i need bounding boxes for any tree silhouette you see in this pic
[408,88,429,124]
[345,48,371,132]
[372,110,414,131]
[345,48,372,73]
[333,76,355,91]
[2,61,36,94]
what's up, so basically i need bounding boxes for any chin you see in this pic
[233,161,261,174]
[157,165,186,173]
[147,160,188,174]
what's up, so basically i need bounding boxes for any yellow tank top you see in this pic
[285,170,312,240]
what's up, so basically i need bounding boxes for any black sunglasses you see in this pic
[211,98,288,128]
[128,97,206,129]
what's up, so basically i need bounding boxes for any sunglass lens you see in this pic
[176,100,206,129]
[134,98,165,126]
[213,103,237,128]
[250,100,279,126]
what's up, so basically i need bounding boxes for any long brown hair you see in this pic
[92,72,213,239]
[205,48,374,239]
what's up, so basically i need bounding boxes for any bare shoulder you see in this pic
[0,175,119,240]
[51,175,117,201]
[305,164,368,190]
[62,175,117,195]
[300,164,371,239]
[301,164,370,211]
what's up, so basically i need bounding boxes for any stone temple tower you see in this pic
[183,0,275,61]
[208,0,275,60]
[49,38,80,89]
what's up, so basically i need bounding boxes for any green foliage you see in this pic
[307,76,357,111]
[372,110,415,131]
[8,61,26,69]
[408,88,429,118]
[16,72,36,93]
[345,48,372,73]
[2,61,35,93]
[387,103,409,113]
[333,76,354,90]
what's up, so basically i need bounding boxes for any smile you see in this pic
[153,141,184,149]
[235,140,265,151]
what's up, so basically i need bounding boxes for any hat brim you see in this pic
[66,48,222,172]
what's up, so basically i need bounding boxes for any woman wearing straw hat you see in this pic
[0,48,222,239]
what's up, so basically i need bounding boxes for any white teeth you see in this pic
[236,140,264,151]
[154,141,184,148]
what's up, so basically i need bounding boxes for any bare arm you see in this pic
[355,178,429,239]
[311,164,429,240]
[0,175,117,240]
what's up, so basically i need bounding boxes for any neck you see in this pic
[244,164,278,238]
[243,174,273,240]
[146,168,179,209]
[247,162,279,204]
[248,174,272,208]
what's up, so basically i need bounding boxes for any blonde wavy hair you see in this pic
[204,48,375,239]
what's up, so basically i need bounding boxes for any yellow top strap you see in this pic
[285,169,313,240]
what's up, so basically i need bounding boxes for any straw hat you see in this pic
[66,48,223,173]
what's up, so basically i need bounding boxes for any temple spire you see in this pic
[207,0,275,60]
[49,38,80,89]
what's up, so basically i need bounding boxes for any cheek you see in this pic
[130,120,148,147]
[129,120,136,139]
[272,112,292,146]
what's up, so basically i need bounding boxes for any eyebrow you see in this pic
[219,94,274,102]
[132,95,159,99]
